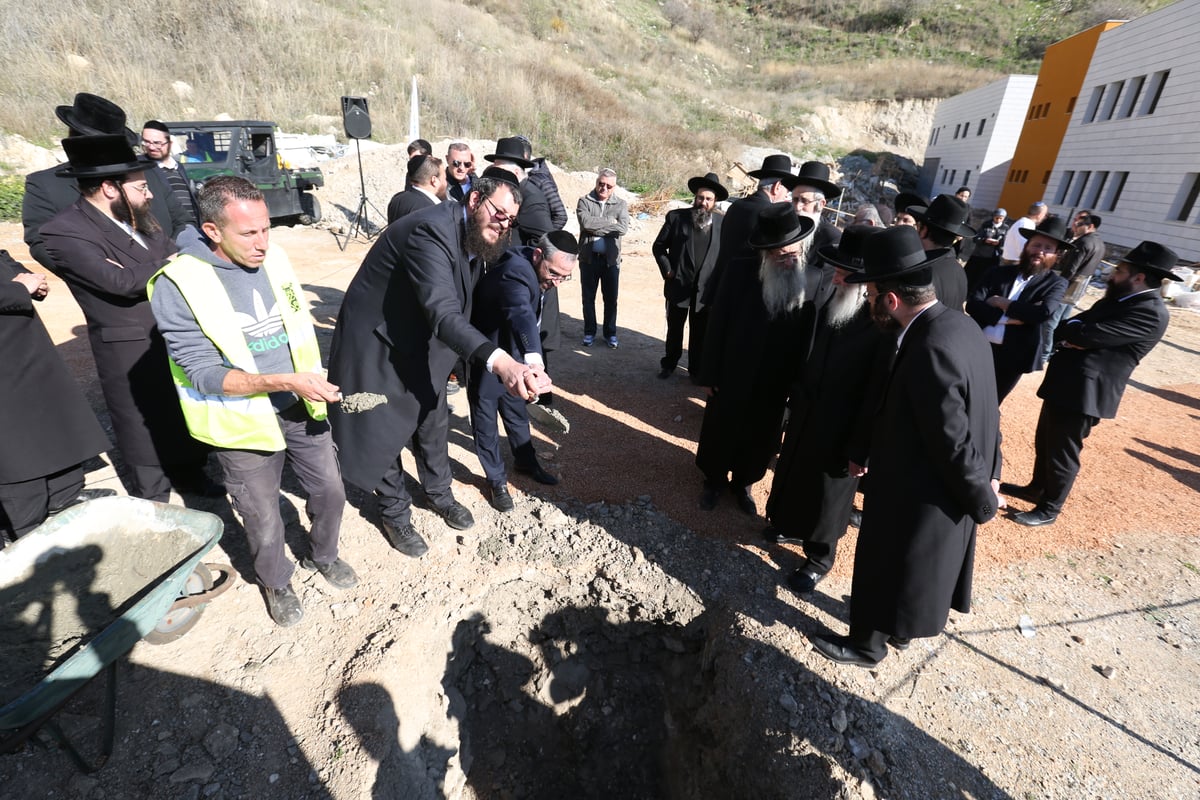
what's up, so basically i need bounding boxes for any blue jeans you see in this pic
[581,253,619,339]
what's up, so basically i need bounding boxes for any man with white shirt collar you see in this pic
[387,154,445,223]
[141,119,199,227]
[39,134,215,502]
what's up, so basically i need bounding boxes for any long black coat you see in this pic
[851,303,1001,639]
[926,248,968,312]
[38,199,204,468]
[967,265,1066,376]
[652,208,723,311]
[0,251,110,484]
[1038,290,1169,419]
[515,178,553,247]
[699,192,775,309]
[386,186,437,224]
[329,201,494,491]
[23,164,192,272]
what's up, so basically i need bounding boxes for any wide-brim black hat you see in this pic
[484,136,535,170]
[55,134,152,179]
[894,191,926,215]
[1018,216,1075,249]
[54,93,137,146]
[845,225,937,285]
[1121,240,1183,281]
[782,160,842,200]
[747,153,795,180]
[479,165,521,190]
[909,194,975,238]
[687,172,728,202]
[747,203,816,250]
[817,224,882,272]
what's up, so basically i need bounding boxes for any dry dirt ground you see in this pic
[2,156,1200,799]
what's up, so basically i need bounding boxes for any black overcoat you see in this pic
[652,208,723,310]
[967,265,1067,377]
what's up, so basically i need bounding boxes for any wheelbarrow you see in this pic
[0,496,233,772]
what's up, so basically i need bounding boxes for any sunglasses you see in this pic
[451,160,473,169]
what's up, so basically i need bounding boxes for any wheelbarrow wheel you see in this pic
[144,563,214,645]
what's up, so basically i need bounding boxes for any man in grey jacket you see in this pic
[577,169,630,348]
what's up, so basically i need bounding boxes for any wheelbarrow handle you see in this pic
[168,563,236,611]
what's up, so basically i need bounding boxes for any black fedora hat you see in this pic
[909,194,975,238]
[55,134,152,180]
[687,172,728,202]
[484,136,535,170]
[748,203,816,250]
[1121,240,1183,281]
[817,224,882,272]
[845,225,936,285]
[747,153,795,180]
[1018,216,1075,249]
[54,93,137,146]
[894,191,926,215]
[782,160,842,200]
[478,165,521,190]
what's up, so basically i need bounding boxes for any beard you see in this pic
[691,206,712,231]
[1018,248,1055,277]
[112,195,162,237]
[1105,276,1135,300]
[759,237,812,318]
[825,283,866,329]
[869,293,901,332]
[466,216,511,263]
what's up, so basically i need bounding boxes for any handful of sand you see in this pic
[339,392,388,413]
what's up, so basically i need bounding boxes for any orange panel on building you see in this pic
[998,21,1125,216]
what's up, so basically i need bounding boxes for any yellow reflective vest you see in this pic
[149,248,325,452]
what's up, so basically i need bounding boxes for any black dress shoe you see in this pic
[1011,506,1058,527]
[848,509,862,529]
[762,525,804,545]
[699,486,720,511]
[488,484,514,512]
[381,518,429,558]
[48,487,118,515]
[516,463,559,486]
[999,482,1042,503]
[786,566,826,594]
[809,634,882,668]
[887,636,911,651]
[733,486,757,516]
[264,583,304,627]
[434,500,475,530]
[657,366,673,379]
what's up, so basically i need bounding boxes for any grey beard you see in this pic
[692,207,712,231]
[759,246,810,318]
[825,284,866,329]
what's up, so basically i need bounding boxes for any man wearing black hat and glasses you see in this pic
[1002,241,1184,528]
[23,93,194,271]
[38,134,215,502]
[652,171,727,379]
[809,226,1001,668]
[783,160,843,254]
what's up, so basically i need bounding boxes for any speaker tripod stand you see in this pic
[337,137,383,251]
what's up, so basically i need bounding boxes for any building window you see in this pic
[977,118,986,136]
[1100,81,1124,121]
[1086,172,1109,209]
[1106,172,1129,211]
[1021,170,1029,183]
[1083,86,1105,123]
[1119,75,1145,118]
[1070,171,1092,206]
[1066,96,1077,115]
[953,123,961,139]
[1172,174,1200,223]
[1142,70,1169,115]
[1043,170,1052,185]
[949,169,957,185]
[963,170,971,186]
[1056,171,1075,204]
[1042,102,1051,117]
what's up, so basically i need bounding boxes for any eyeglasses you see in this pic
[120,181,151,196]
[793,194,822,208]
[450,160,473,169]
[481,196,514,225]
[141,138,169,148]
[545,270,572,284]
[596,181,615,190]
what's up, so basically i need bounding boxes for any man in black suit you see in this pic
[38,135,212,502]
[469,231,578,511]
[967,217,1071,402]
[328,169,547,558]
[783,161,843,254]
[444,142,476,203]
[23,93,194,271]
[761,226,889,592]
[387,154,444,224]
[908,194,974,311]
[1039,210,1106,365]
[652,172,727,379]
[1002,241,1183,527]
[810,225,1001,667]
[964,208,1010,295]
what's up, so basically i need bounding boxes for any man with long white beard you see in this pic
[762,226,891,592]
[694,204,828,515]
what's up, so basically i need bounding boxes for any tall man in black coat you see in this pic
[1002,241,1183,527]
[783,161,843,254]
[761,226,889,592]
[964,208,1010,295]
[39,135,212,502]
[652,172,727,379]
[1,250,111,542]
[811,226,1001,668]
[469,231,578,512]
[908,194,974,312]
[386,154,444,224]
[967,217,1071,402]
[328,170,547,558]
[23,93,194,272]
